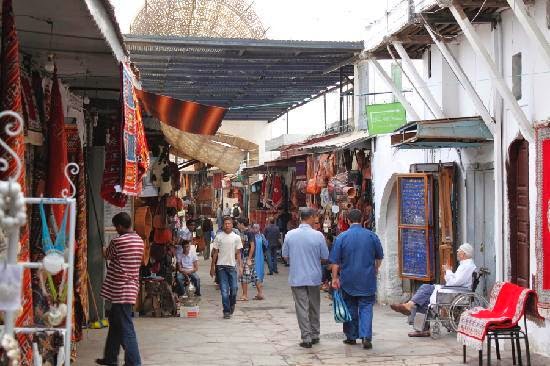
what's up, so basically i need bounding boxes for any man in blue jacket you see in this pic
[330,209,384,350]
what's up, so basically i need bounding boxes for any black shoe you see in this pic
[268,273,273,275]
[195,293,201,297]
[311,338,319,345]
[223,313,231,319]
[95,359,117,366]
[274,271,279,274]
[230,305,235,314]
[343,339,357,345]
[299,341,312,349]
[362,338,372,349]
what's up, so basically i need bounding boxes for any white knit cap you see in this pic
[458,243,474,258]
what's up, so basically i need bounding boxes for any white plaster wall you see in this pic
[218,120,276,164]
[412,0,550,355]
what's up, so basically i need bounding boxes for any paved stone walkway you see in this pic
[75,259,550,365]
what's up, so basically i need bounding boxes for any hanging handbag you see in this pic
[333,289,352,323]
[153,227,172,244]
[166,195,178,208]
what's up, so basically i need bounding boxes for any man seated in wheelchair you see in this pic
[390,243,476,337]
[176,239,202,297]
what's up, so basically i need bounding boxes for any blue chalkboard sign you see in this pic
[398,175,434,281]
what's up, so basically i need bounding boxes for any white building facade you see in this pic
[363,0,550,356]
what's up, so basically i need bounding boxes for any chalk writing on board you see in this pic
[401,228,428,277]
[400,178,426,225]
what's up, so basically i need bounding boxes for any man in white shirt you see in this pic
[176,240,201,296]
[210,217,243,319]
[177,220,197,256]
[390,243,477,337]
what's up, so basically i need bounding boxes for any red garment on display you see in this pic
[46,69,70,226]
[272,175,283,207]
[101,120,128,207]
[0,1,33,363]
[457,282,544,350]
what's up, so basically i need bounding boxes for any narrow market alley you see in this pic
[76,258,550,366]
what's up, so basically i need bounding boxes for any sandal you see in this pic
[238,297,248,301]
[253,295,265,300]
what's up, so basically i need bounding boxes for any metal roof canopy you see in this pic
[390,116,493,149]
[366,0,535,60]
[14,0,125,99]
[125,35,362,121]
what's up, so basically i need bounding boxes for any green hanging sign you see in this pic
[366,102,407,135]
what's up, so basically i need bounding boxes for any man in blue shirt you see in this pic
[330,209,384,350]
[282,208,329,349]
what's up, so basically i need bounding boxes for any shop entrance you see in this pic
[466,165,496,297]
[508,138,530,288]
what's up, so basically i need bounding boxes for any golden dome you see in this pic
[130,0,267,39]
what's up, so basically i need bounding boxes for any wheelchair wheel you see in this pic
[449,293,488,331]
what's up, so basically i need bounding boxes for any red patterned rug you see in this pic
[535,123,550,317]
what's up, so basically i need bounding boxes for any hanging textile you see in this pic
[535,124,550,317]
[45,68,70,227]
[136,89,226,135]
[212,173,223,189]
[20,69,42,145]
[100,119,127,207]
[66,125,88,342]
[121,63,149,196]
[272,175,283,208]
[0,0,33,363]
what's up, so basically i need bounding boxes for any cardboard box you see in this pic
[180,306,199,318]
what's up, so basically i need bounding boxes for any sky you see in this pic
[109,0,385,41]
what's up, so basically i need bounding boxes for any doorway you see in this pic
[508,138,530,288]
[466,165,496,297]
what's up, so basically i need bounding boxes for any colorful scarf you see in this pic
[0,0,33,363]
[121,63,149,195]
[457,282,545,350]
[46,68,70,227]
[20,69,42,145]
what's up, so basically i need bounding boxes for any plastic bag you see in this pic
[333,289,352,323]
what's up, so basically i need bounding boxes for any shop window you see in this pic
[512,52,522,100]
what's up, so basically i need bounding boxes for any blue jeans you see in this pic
[266,246,278,274]
[342,291,375,341]
[103,303,141,366]
[176,272,201,296]
[411,284,435,314]
[217,266,238,315]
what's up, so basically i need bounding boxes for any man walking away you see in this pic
[202,217,213,260]
[210,216,243,319]
[264,217,281,275]
[330,209,384,350]
[223,203,232,217]
[97,212,144,366]
[282,208,329,348]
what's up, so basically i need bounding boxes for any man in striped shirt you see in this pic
[96,212,144,366]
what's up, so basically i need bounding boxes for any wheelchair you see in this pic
[413,268,490,339]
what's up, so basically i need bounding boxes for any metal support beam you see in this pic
[369,56,421,121]
[392,41,445,119]
[424,24,495,135]
[446,2,534,141]
[506,0,550,69]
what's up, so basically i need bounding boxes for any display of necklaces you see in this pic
[38,201,70,327]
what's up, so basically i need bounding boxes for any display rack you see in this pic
[0,110,78,366]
